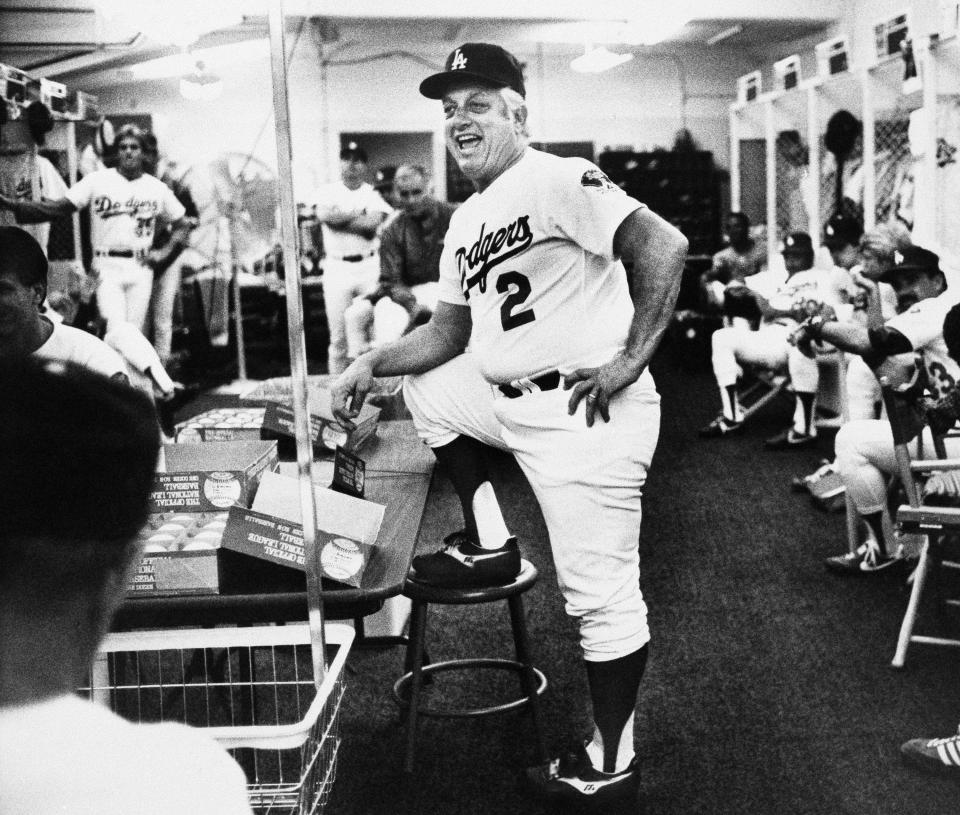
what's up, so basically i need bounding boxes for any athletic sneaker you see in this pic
[698,414,743,438]
[525,741,638,808]
[410,530,521,588]
[901,729,960,776]
[791,459,835,492]
[763,428,817,449]
[824,539,904,575]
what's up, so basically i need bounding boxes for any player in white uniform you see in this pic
[0,125,188,336]
[699,232,852,446]
[330,43,687,808]
[792,246,960,573]
[312,143,393,375]
[0,226,125,382]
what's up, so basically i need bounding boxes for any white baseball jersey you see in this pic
[313,181,392,259]
[32,319,126,379]
[65,168,185,253]
[437,148,643,384]
[747,266,851,327]
[885,287,960,399]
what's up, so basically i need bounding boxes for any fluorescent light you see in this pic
[571,46,634,74]
[706,24,743,46]
[533,14,691,46]
[179,61,223,101]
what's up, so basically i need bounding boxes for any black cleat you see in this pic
[411,530,521,588]
[525,741,639,808]
[764,428,817,450]
[698,414,743,438]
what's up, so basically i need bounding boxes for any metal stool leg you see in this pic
[403,599,429,773]
[507,594,548,764]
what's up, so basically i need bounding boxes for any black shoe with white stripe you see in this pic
[410,530,521,588]
[524,741,639,808]
[901,730,960,777]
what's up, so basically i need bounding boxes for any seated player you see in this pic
[699,232,851,445]
[792,223,910,492]
[0,360,253,814]
[700,212,767,312]
[791,247,960,573]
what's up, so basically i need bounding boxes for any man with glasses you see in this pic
[0,124,189,337]
[344,164,455,359]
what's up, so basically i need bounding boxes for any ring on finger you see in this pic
[586,393,597,401]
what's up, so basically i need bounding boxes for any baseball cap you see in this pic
[340,141,368,163]
[823,214,863,248]
[781,232,814,255]
[420,43,526,99]
[880,245,942,282]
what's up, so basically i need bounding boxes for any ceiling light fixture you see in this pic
[571,45,634,74]
[706,24,743,46]
[179,60,223,101]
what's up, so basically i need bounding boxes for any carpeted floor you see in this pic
[315,342,960,815]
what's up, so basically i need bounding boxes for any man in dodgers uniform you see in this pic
[699,232,852,446]
[792,245,960,573]
[0,124,189,336]
[331,43,687,807]
[313,142,393,375]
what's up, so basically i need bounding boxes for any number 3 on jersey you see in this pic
[497,271,535,331]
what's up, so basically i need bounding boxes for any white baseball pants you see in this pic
[94,256,153,334]
[322,256,380,375]
[403,352,660,662]
[835,419,960,514]
[344,282,440,359]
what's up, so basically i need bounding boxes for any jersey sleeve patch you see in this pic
[580,169,617,191]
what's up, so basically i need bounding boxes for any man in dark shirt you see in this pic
[344,164,456,359]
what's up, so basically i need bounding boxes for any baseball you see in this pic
[182,541,216,551]
[320,537,365,582]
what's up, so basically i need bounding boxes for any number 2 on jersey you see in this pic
[497,271,535,331]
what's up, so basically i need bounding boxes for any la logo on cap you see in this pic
[451,49,468,70]
[895,250,904,264]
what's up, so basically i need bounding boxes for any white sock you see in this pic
[585,712,635,774]
[719,386,741,422]
[471,482,511,549]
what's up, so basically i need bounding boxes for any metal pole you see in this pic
[729,105,741,213]
[806,84,821,247]
[764,99,777,264]
[267,1,327,680]
[861,68,876,232]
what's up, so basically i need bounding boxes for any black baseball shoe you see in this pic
[764,428,817,450]
[525,741,639,808]
[698,414,743,438]
[901,729,960,777]
[411,530,521,588]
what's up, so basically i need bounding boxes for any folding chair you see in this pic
[879,374,960,668]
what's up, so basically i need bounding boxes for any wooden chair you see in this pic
[879,373,960,668]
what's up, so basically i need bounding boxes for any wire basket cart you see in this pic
[80,623,354,815]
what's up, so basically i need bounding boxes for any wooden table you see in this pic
[113,419,435,633]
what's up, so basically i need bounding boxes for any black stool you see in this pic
[393,558,548,773]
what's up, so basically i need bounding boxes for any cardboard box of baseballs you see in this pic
[127,441,279,596]
[174,407,266,442]
[259,385,381,453]
[129,510,232,596]
[221,470,384,588]
[148,441,278,514]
